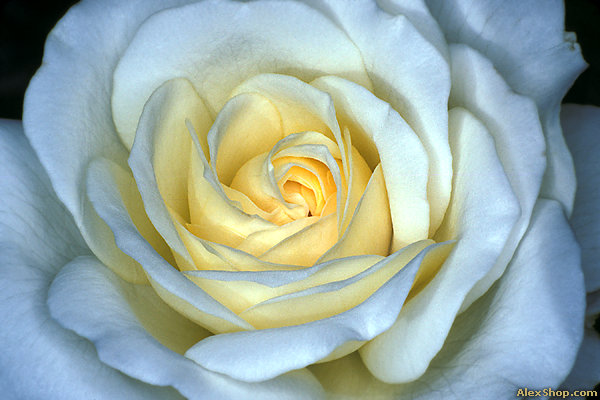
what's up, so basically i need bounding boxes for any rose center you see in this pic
[274,157,337,219]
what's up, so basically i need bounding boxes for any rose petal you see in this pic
[186,254,385,316]
[359,107,520,383]
[151,78,212,222]
[86,158,253,333]
[0,121,178,399]
[47,256,324,400]
[240,241,451,330]
[207,92,284,186]
[259,214,338,266]
[112,0,371,147]
[309,0,452,235]
[311,76,429,250]
[317,164,392,262]
[187,132,276,248]
[448,44,546,311]
[562,104,600,293]
[374,0,448,58]
[185,242,450,382]
[311,200,584,399]
[22,0,194,284]
[426,0,586,212]
[230,74,349,185]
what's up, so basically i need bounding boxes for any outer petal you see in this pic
[0,121,179,399]
[358,107,520,383]
[311,200,585,399]
[307,0,452,235]
[562,104,600,292]
[449,44,546,311]
[311,76,429,250]
[22,0,194,283]
[47,256,324,400]
[425,0,586,212]
[185,243,452,382]
[112,0,371,146]
[86,158,253,333]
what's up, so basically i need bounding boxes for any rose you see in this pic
[1,0,599,398]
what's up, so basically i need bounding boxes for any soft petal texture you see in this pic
[425,0,586,213]
[128,78,198,265]
[374,0,448,59]
[317,165,392,262]
[311,76,429,251]
[0,121,181,399]
[86,158,253,333]
[22,0,195,283]
[311,200,585,399]
[208,92,284,186]
[308,0,452,236]
[359,107,520,383]
[448,44,546,312]
[112,0,371,146]
[47,256,324,400]
[185,242,451,382]
[562,104,600,292]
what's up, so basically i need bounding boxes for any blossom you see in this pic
[1,0,599,399]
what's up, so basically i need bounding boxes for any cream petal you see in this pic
[0,121,179,399]
[312,201,584,399]
[242,241,450,330]
[151,78,212,222]
[86,158,253,333]
[186,255,383,316]
[230,74,348,175]
[112,0,371,146]
[310,0,452,236]
[426,0,586,213]
[259,214,338,266]
[360,107,520,383]
[448,44,546,312]
[311,76,430,249]
[47,256,324,400]
[207,93,284,186]
[318,165,392,262]
[185,242,447,382]
[22,0,196,284]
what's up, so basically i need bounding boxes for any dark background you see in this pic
[0,0,599,395]
[1,0,599,118]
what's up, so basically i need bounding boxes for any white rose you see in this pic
[1,0,599,399]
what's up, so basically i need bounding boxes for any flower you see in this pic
[1,0,599,399]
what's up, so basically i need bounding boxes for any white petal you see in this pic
[312,200,585,399]
[311,76,429,249]
[309,0,452,235]
[112,0,370,147]
[22,0,195,283]
[359,107,520,383]
[426,0,586,212]
[185,243,449,382]
[373,0,448,59]
[86,157,253,333]
[562,104,600,293]
[449,44,546,311]
[0,121,179,399]
[47,256,323,400]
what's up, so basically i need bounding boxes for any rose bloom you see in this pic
[1,0,599,398]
